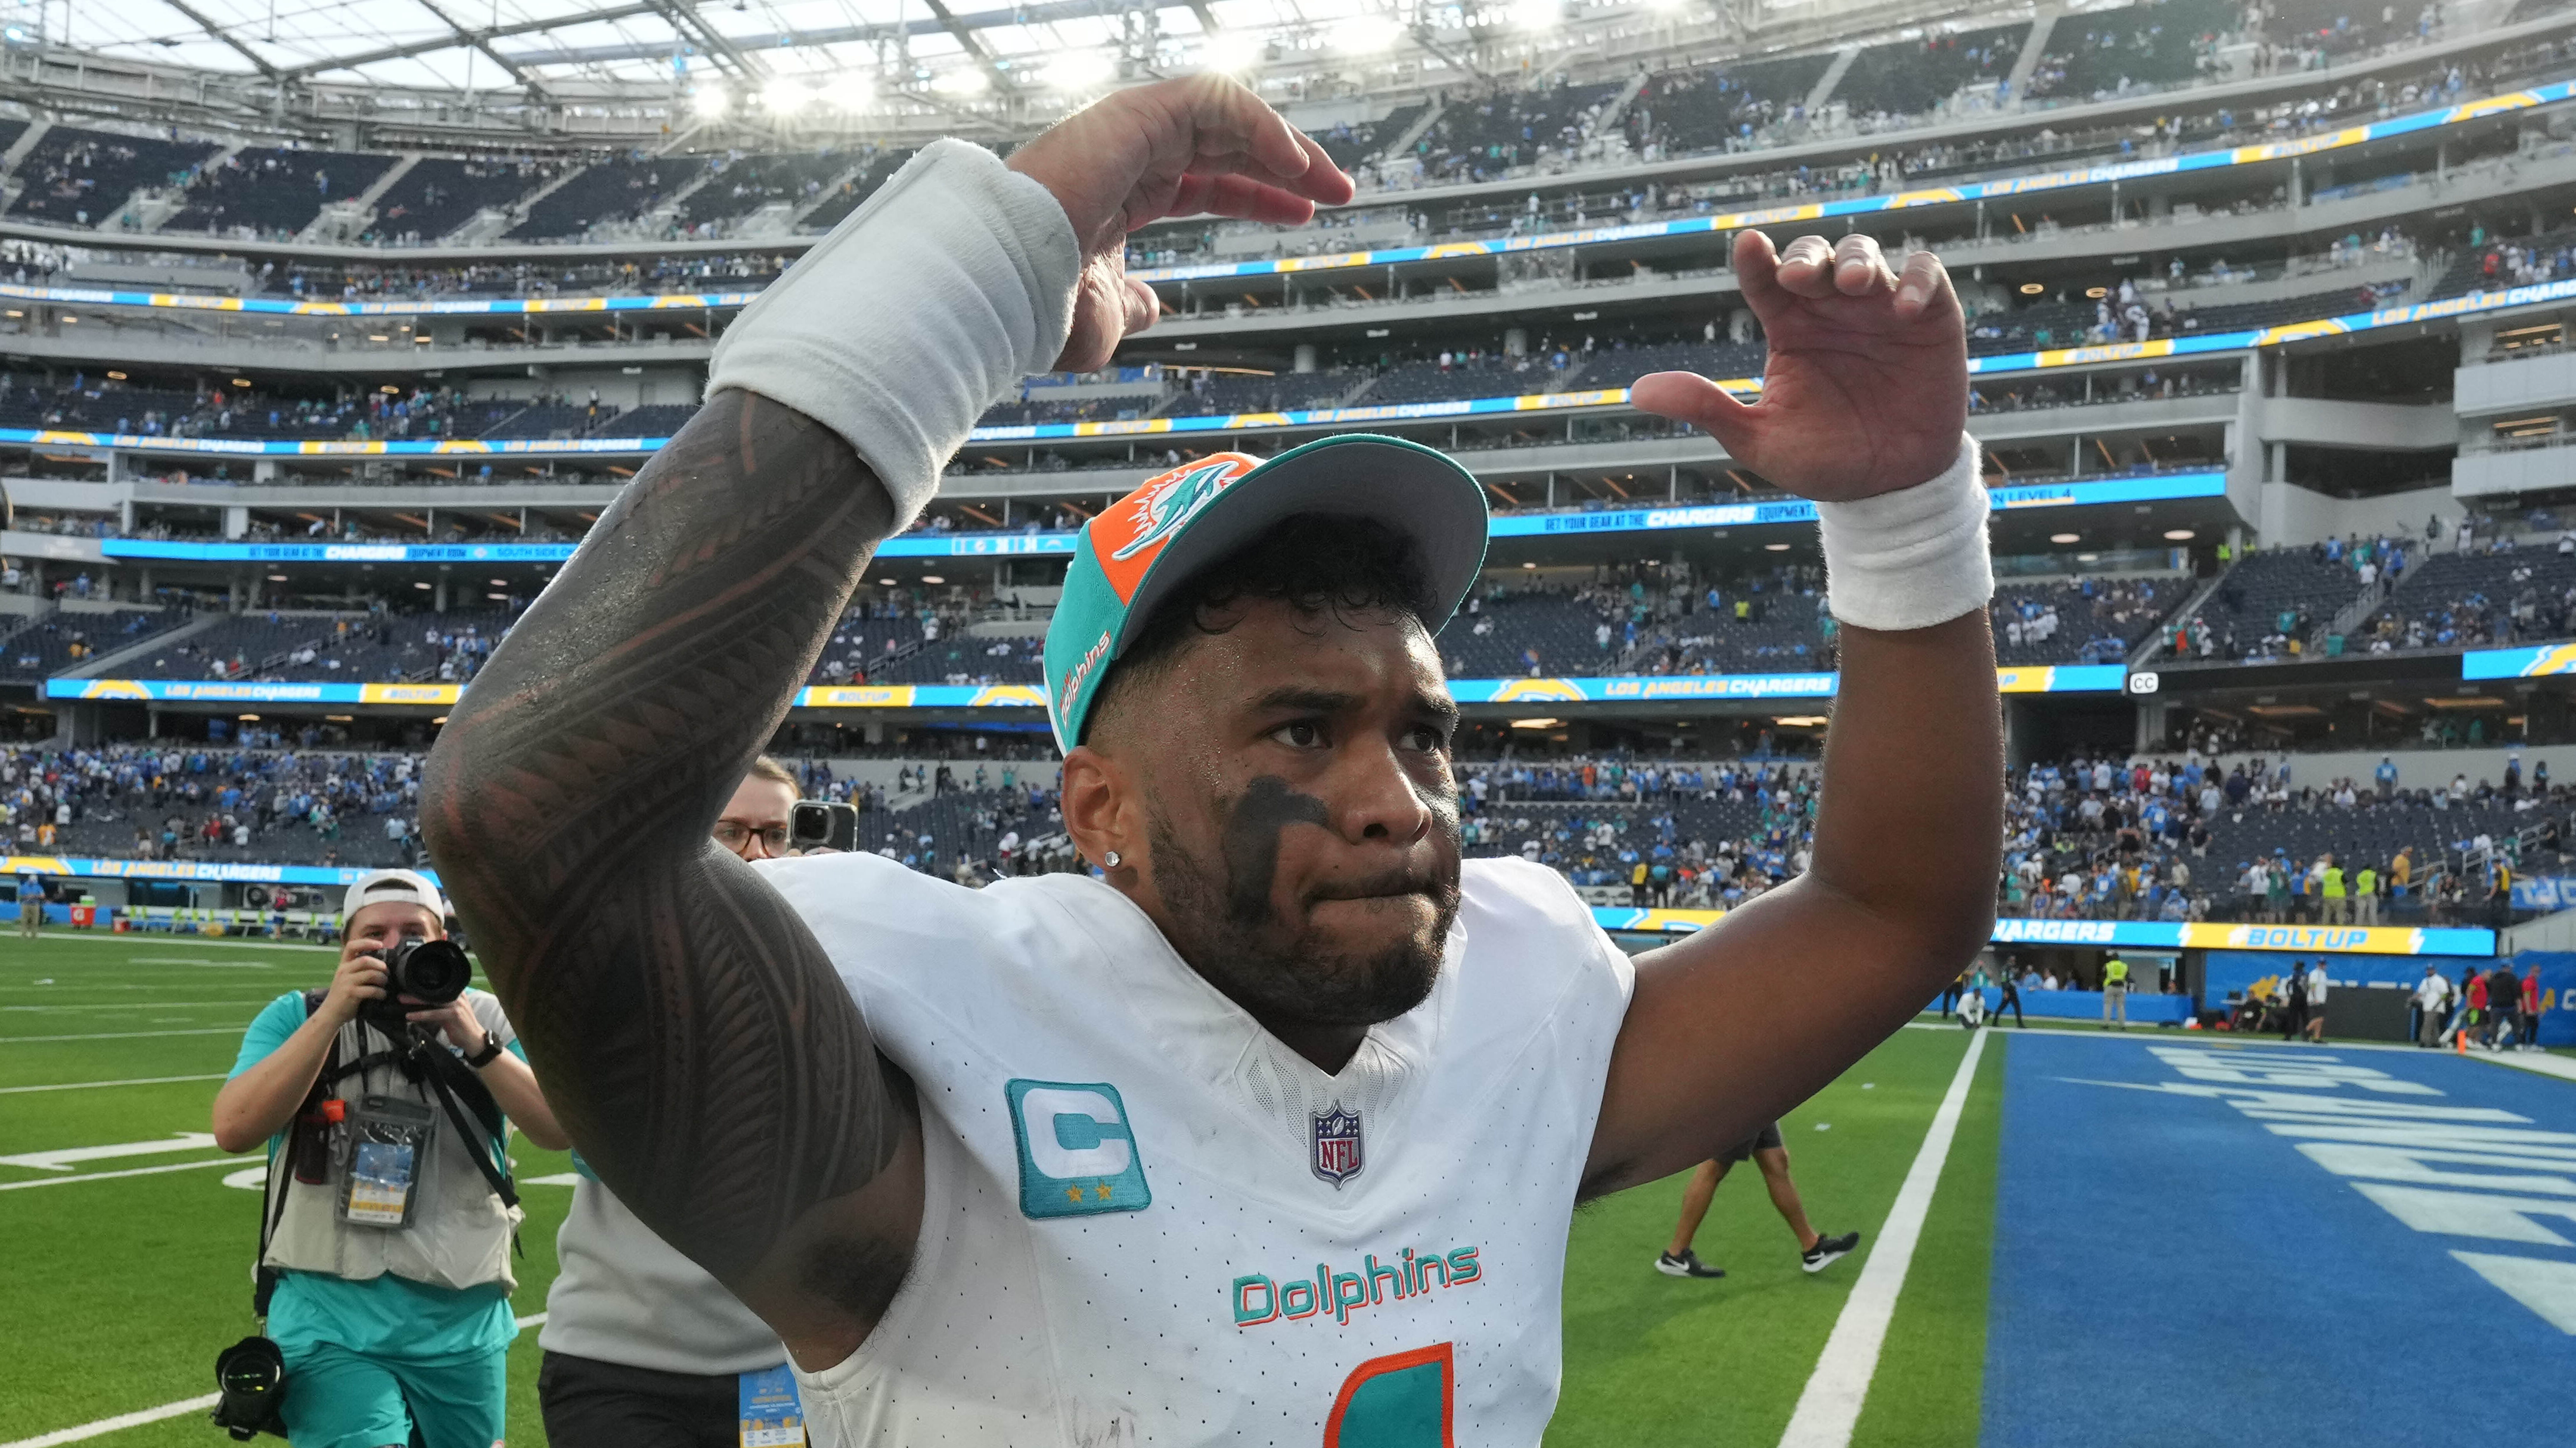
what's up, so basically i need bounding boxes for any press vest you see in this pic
[258,991,522,1296]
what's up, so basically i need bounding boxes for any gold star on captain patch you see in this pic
[1093,1182,1113,1200]
[1065,1185,1085,1204]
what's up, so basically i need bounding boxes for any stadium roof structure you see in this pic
[0,0,1933,143]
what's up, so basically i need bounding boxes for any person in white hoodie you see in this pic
[2411,965,2451,1048]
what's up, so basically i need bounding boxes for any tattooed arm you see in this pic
[423,391,921,1361]
[420,76,1350,1367]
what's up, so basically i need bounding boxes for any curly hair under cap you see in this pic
[1081,513,1434,747]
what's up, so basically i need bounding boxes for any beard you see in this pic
[1145,791,1460,1033]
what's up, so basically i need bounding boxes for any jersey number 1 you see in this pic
[1323,1342,1454,1448]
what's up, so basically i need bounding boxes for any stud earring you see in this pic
[1104,851,1122,869]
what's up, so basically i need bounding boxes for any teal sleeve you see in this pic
[229,993,310,1080]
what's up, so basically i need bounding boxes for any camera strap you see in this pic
[408,1038,521,1214]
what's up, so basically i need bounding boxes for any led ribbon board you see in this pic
[0,283,765,317]
[1,852,395,886]
[81,474,2222,565]
[47,680,462,704]
[1601,908,2496,955]
[52,668,2125,705]
[93,537,1077,562]
[2462,642,2576,678]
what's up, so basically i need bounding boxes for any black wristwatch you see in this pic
[463,1035,506,1069]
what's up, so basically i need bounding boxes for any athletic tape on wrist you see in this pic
[1816,433,1994,633]
[703,139,1079,530]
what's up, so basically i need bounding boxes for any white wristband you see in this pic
[1816,434,1994,633]
[702,139,1080,531]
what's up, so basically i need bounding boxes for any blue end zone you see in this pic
[1983,1034,2576,1447]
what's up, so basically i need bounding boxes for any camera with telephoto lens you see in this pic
[209,1335,287,1439]
[357,936,474,1032]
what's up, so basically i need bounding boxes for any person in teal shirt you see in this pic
[214,869,568,1447]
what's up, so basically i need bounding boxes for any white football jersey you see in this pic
[762,853,1634,1448]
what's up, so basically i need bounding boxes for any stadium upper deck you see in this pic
[16,2,2576,759]
[0,1,2552,269]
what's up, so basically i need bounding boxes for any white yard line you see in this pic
[2470,1049,2576,1083]
[7,932,332,952]
[0,1158,238,1191]
[0,1394,222,1448]
[1777,1027,1991,1448]
[2,1002,277,1013]
[0,1315,550,1448]
[0,1028,244,1043]
[1901,1020,2459,1057]
[0,1074,227,1095]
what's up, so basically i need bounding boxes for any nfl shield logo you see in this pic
[1311,1104,1364,1189]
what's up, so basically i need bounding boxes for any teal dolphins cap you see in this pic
[1042,433,1490,753]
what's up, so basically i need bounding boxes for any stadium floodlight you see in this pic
[1201,31,1265,74]
[1511,0,1561,31]
[937,67,990,96]
[692,83,729,117]
[1339,14,1405,52]
[822,71,876,109]
[1050,50,1120,94]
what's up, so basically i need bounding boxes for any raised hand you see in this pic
[1007,74,1356,372]
[1630,230,1968,502]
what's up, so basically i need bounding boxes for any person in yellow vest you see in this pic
[2102,954,2130,1030]
[2355,863,2380,926]
[2390,847,2413,906]
[2320,857,2348,925]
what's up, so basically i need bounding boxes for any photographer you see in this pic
[212,868,567,1447]
[537,760,801,1448]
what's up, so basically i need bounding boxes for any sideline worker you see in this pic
[424,73,2003,1443]
[2102,953,2131,1030]
[15,871,43,939]
[539,759,804,1448]
[213,869,568,1447]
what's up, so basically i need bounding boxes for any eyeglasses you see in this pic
[713,820,791,854]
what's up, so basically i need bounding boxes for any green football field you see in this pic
[0,929,2002,1448]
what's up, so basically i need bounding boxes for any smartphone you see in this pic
[791,800,860,854]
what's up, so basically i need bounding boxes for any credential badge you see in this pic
[1311,1103,1364,1189]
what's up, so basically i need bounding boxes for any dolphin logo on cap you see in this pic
[1109,457,1253,563]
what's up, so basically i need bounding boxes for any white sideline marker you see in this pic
[1776,1026,1991,1448]
[0,1317,551,1448]
[0,1158,238,1192]
[0,1393,222,1448]
[5,931,333,953]
[0,1133,219,1172]
[0,1027,244,1042]
[0,1074,227,1095]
